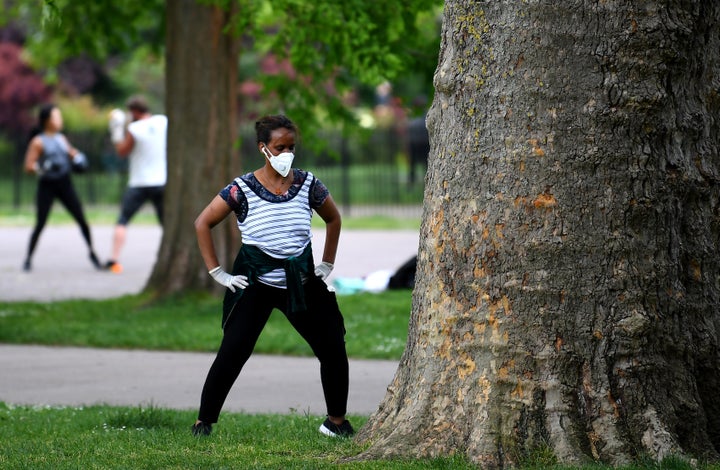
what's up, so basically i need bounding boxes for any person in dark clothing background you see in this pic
[22,104,99,272]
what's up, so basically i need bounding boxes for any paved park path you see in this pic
[0,225,419,416]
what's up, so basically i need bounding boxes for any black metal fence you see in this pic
[1,126,427,218]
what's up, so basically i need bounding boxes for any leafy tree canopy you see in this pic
[2,0,441,138]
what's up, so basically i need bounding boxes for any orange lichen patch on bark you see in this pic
[488,304,500,320]
[477,375,492,404]
[554,335,563,351]
[458,353,477,380]
[514,196,528,208]
[432,420,453,434]
[533,192,557,209]
[690,259,702,281]
[528,138,545,157]
[438,336,453,361]
[488,295,512,317]
[510,380,525,400]
[495,224,505,239]
[430,208,444,240]
[501,295,512,315]
[497,359,515,380]
[437,316,459,360]
[482,226,491,240]
[490,321,506,345]
[471,214,480,223]
[593,330,603,339]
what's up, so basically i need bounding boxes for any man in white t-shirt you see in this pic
[104,95,167,273]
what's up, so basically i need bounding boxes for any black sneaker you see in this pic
[319,418,354,437]
[191,421,212,436]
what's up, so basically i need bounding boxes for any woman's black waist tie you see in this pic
[283,255,307,316]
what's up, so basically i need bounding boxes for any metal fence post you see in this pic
[340,129,351,216]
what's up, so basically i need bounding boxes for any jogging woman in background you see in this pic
[191,114,353,438]
[22,103,100,271]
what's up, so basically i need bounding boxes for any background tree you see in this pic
[356,0,720,467]
[146,0,239,293]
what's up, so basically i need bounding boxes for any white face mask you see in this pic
[262,145,294,178]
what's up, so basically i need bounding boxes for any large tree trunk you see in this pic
[357,0,720,466]
[145,0,239,295]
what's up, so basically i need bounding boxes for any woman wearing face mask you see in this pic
[191,114,353,438]
[22,103,100,272]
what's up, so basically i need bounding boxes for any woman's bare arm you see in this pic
[23,137,43,174]
[194,195,233,270]
[315,195,342,264]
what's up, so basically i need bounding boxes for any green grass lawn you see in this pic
[0,403,708,469]
[0,290,412,360]
[0,404,473,469]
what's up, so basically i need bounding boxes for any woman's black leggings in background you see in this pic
[26,175,94,262]
[198,277,349,424]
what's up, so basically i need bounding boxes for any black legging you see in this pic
[198,276,349,424]
[26,174,95,262]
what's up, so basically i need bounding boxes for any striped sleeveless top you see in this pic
[221,170,329,287]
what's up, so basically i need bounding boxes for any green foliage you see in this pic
[105,46,165,111]
[0,135,12,155]
[1,0,164,72]
[236,0,442,139]
[519,445,559,469]
[55,95,114,132]
[0,290,413,360]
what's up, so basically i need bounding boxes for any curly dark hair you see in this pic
[255,114,298,144]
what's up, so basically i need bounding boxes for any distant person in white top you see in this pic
[104,95,167,273]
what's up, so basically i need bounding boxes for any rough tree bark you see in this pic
[145,0,239,294]
[356,0,720,466]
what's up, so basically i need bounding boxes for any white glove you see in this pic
[108,108,127,144]
[314,262,334,280]
[209,266,248,292]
